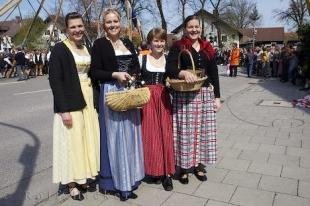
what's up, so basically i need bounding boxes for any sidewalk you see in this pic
[41,66,310,206]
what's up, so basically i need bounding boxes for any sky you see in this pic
[0,0,292,32]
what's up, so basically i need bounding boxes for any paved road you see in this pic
[0,76,57,206]
[1,67,310,206]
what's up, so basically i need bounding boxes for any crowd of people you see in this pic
[0,48,50,81]
[214,44,310,91]
[48,10,221,202]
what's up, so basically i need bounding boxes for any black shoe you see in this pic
[99,189,117,196]
[194,169,207,181]
[69,187,84,201]
[143,176,161,184]
[119,192,138,201]
[162,176,173,191]
[79,182,97,193]
[179,173,189,184]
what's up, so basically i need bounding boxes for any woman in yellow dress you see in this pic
[49,12,100,201]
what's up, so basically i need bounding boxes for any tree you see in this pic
[221,0,261,28]
[13,17,47,49]
[274,0,309,30]
[249,6,260,26]
[209,0,225,47]
[177,0,190,21]
[189,0,208,11]
[155,0,167,30]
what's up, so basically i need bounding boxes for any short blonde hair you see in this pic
[146,28,167,44]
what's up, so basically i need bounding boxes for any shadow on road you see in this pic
[0,122,41,206]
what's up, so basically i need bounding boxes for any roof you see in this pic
[284,32,299,42]
[241,27,284,43]
[0,19,21,36]
[171,9,243,36]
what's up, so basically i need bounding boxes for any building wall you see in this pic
[201,18,240,49]
[0,35,13,52]
[172,17,241,49]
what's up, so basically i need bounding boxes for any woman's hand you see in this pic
[112,72,131,85]
[178,70,198,83]
[214,98,222,112]
[60,112,72,128]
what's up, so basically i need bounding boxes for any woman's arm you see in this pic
[48,44,68,112]
[90,39,114,82]
[165,44,181,78]
[206,56,220,98]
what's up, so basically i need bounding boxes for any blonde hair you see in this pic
[146,28,167,44]
[102,8,121,22]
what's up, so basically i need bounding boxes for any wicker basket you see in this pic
[166,49,207,92]
[105,87,151,112]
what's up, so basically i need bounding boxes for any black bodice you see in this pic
[141,55,165,85]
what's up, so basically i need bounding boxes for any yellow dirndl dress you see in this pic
[52,40,100,185]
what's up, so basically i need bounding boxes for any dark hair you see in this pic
[65,12,83,27]
[146,28,167,44]
[183,15,200,28]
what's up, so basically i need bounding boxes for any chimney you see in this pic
[15,16,22,24]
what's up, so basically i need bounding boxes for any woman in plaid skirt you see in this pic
[166,15,222,184]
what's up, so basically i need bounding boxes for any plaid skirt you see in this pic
[172,86,217,169]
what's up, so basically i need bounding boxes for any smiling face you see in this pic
[184,19,201,41]
[66,18,85,43]
[150,37,166,54]
[103,12,121,38]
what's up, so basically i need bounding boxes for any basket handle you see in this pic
[178,49,196,72]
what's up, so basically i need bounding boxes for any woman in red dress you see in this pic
[140,28,175,191]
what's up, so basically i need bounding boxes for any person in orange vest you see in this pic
[229,42,240,77]
[139,41,151,56]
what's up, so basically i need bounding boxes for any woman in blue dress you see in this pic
[90,8,144,201]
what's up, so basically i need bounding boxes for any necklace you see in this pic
[107,37,121,49]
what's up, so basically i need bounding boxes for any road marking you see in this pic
[13,89,51,95]
[0,81,25,86]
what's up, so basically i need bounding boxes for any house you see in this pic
[240,27,285,47]
[43,15,67,47]
[284,32,299,45]
[0,17,22,51]
[170,9,243,49]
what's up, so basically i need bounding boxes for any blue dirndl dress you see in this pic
[98,54,145,197]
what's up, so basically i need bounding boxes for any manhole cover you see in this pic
[258,100,293,108]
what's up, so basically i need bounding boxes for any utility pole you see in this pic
[252,27,257,49]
